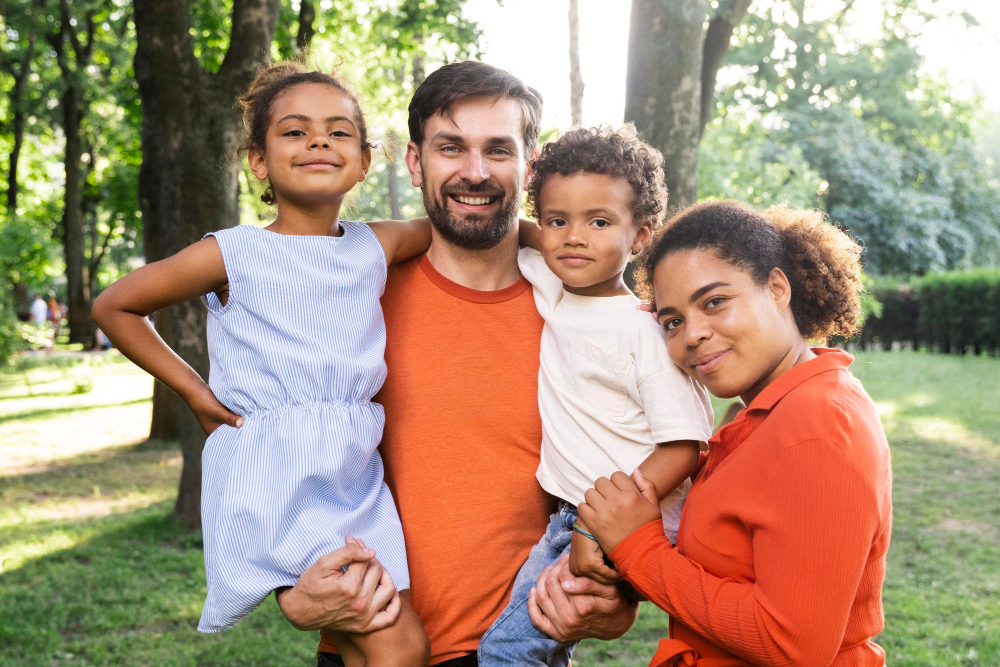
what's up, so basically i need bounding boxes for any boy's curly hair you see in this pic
[238,61,370,205]
[635,200,864,340]
[526,124,667,226]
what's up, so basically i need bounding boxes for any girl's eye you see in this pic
[706,297,727,309]
[331,130,351,137]
[284,130,305,137]
[592,218,611,228]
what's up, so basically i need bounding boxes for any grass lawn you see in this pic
[2,350,999,665]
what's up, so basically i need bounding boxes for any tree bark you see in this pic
[4,33,35,214]
[624,0,708,213]
[700,0,751,136]
[568,0,584,126]
[133,0,280,527]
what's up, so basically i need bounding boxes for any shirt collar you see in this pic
[746,347,854,413]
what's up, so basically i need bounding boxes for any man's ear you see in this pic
[247,147,268,182]
[768,267,793,310]
[522,147,539,192]
[405,141,423,188]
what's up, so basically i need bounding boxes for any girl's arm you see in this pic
[91,237,243,435]
[368,219,432,265]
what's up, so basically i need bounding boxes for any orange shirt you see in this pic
[609,348,892,667]
[318,254,554,664]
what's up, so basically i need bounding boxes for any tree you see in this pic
[624,0,751,212]
[133,0,281,526]
[568,0,583,126]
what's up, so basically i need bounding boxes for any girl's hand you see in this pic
[578,470,662,554]
[568,525,621,585]
[186,383,244,435]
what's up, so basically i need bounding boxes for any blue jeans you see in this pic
[478,501,578,667]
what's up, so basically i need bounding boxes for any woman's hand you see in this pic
[578,470,662,554]
[276,537,400,633]
[185,382,244,435]
[568,521,621,585]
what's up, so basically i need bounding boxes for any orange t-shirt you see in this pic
[318,254,554,664]
[609,348,892,666]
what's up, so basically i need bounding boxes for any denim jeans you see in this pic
[477,501,578,667]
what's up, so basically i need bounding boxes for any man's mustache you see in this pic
[440,181,506,198]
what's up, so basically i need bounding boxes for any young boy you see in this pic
[478,125,714,667]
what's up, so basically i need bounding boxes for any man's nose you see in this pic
[457,151,490,183]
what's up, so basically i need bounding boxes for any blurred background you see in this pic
[2,1,999,664]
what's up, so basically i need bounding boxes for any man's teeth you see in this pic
[454,196,493,205]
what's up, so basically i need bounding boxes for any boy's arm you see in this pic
[368,219,432,265]
[519,218,541,249]
[635,440,701,501]
[92,237,242,435]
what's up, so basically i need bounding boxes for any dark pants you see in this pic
[317,652,477,667]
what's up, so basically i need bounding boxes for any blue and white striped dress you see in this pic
[197,222,408,633]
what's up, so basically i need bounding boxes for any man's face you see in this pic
[405,96,530,250]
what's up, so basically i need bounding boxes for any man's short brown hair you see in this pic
[407,60,543,153]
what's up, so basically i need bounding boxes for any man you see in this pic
[277,61,638,666]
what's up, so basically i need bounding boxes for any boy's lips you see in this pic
[557,253,594,267]
[691,349,731,374]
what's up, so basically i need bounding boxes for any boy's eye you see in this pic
[592,218,611,228]
[546,218,567,227]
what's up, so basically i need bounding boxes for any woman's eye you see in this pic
[663,318,682,332]
[706,297,727,309]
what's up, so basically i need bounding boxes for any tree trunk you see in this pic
[61,83,92,343]
[568,0,584,126]
[3,24,35,214]
[133,0,280,527]
[624,0,708,213]
[386,130,402,220]
[296,0,315,53]
[700,0,751,136]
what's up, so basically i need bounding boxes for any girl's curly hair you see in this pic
[238,61,370,205]
[635,200,864,340]
[526,124,667,226]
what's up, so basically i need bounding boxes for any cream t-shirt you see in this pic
[519,248,714,535]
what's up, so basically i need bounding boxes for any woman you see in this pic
[578,201,892,666]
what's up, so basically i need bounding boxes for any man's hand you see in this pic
[185,382,243,436]
[568,522,621,585]
[527,554,638,642]
[275,537,400,633]
[579,470,662,554]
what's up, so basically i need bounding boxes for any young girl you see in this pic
[92,63,430,667]
[477,125,714,667]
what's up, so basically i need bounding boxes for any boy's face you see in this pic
[537,173,652,297]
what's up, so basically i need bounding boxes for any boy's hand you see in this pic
[568,525,621,585]
[186,383,243,435]
[579,470,662,554]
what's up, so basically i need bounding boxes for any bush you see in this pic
[858,269,1000,355]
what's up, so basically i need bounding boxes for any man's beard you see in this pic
[422,179,520,251]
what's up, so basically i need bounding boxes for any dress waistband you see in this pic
[237,400,377,418]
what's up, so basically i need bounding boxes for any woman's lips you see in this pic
[692,349,731,374]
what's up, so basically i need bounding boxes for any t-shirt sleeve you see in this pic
[631,315,713,444]
[517,247,563,317]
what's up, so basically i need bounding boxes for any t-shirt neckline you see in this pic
[417,253,531,304]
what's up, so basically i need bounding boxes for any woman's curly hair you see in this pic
[526,124,667,226]
[635,200,864,340]
[238,61,370,205]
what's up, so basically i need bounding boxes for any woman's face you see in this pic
[652,248,796,401]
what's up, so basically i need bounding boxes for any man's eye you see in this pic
[440,145,460,154]
[490,148,512,157]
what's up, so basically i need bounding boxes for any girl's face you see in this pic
[248,82,370,207]
[537,173,651,297]
[652,248,797,402]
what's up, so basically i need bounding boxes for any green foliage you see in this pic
[712,0,1000,276]
[859,269,1000,355]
